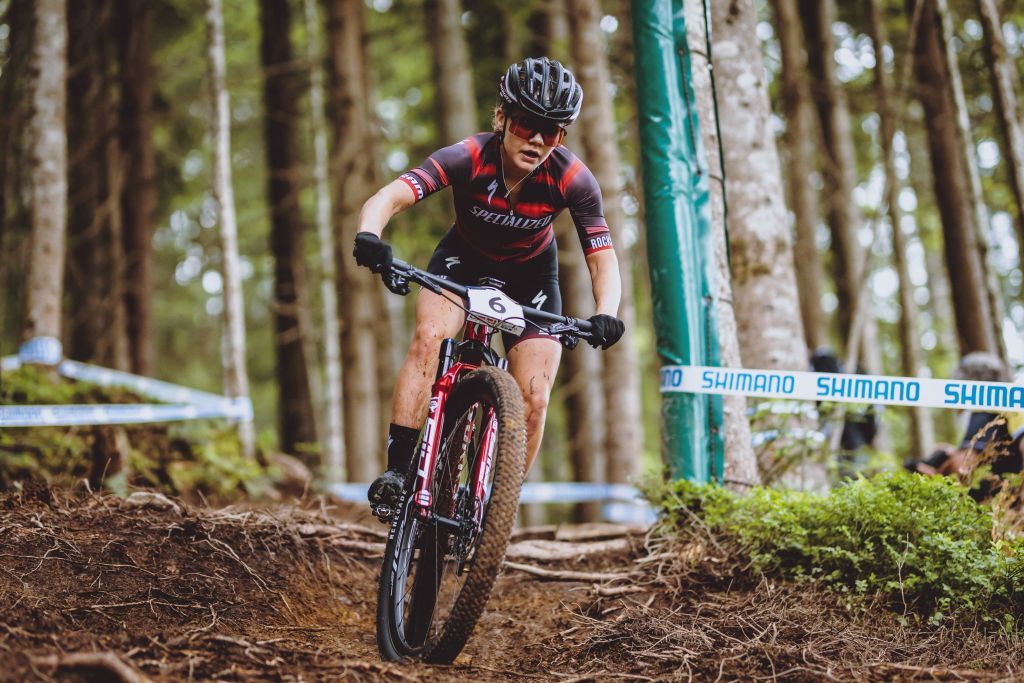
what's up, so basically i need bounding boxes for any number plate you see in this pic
[466,287,526,336]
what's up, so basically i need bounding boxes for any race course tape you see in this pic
[660,365,1024,412]
[1,353,253,427]
[0,402,252,428]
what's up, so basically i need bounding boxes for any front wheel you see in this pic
[376,366,527,664]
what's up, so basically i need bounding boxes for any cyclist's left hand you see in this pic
[354,231,393,274]
[586,314,625,350]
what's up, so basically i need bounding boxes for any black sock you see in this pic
[386,423,420,473]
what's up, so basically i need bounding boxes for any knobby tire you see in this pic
[376,366,527,664]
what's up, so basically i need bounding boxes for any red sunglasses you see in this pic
[506,115,565,146]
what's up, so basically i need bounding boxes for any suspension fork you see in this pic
[470,407,498,527]
[411,339,458,514]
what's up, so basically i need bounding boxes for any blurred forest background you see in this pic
[1,0,1023,492]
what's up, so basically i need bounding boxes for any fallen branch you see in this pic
[34,652,152,683]
[504,561,631,582]
[506,538,632,561]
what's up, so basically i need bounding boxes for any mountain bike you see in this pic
[371,258,592,664]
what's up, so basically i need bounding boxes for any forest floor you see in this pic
[2,485,1021,683]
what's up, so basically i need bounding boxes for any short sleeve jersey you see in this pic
[397,133,613,263]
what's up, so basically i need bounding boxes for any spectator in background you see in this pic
[905,352,1024,500]
[810,347,879,478]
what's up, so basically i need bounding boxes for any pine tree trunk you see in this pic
[117,0,156,377]
[910,0,999,355]
[426,0,476,143]
[683,0,759,488]
[23,0,68,346]
[934,0,1006,362]
[0,0,32,346]
[325,0,384,483]
[205,0,255,458]
[977,0,1024,281]
[866,0,933,461]
[567,0,643,486]
[259,0,318,459]
[304,0,346,482]
[770,0,827,351]
[66,0,103,363]
[710,0,815,485]
[798,0,859,342]
[557,215,606,521]
[526,0,570,59]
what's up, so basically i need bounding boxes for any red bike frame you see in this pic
[411,321,500,527]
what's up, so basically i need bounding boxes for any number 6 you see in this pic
[488,296,506,314]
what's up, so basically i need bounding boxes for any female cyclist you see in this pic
[353,57,625,509]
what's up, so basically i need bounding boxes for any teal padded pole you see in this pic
[632,0,724,482]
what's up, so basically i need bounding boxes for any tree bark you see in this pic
[934,0,1006,362]
[798,0,859,342]
[557,215,606,521]
[866,0,933,461]
[684,0,759,488]
[910,0,999,356]
[325,0,384,482]
[426,0,476,143]
[710,0,814,485]
[304,0,346,482]
[205,0,255,457]
[117,0,157,377]
[567,0,643,486]
[0,0,32,347]
[259,0,318,459]
[66,0,103,363]
[526,0,570,60]
[23,0,68,346]
[976,0,1024,281]
[769,0,827,351]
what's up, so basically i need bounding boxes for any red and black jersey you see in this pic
[398,132,613,263]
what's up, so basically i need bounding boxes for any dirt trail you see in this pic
[0,486,643,682]
[5,486,1020,682]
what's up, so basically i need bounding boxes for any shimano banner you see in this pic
[660,365,1024,412]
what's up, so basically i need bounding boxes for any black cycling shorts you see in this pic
[427,228,562,350]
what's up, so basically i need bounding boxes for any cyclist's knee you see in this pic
[410,322,447,357]
[523,391,550,422]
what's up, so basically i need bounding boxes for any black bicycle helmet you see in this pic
[498,57,583,124]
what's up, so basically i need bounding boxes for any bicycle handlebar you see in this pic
[387,258,594,340]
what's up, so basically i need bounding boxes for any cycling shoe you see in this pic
[368,469,406,508]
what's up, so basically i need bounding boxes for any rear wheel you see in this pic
[376,366,526,663]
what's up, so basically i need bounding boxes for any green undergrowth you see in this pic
[0,366,280,501]
[653,471,1024,626]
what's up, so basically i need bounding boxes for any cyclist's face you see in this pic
[497,110,563,174]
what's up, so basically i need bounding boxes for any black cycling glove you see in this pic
[353,231,393,274]
[586,314,625,350]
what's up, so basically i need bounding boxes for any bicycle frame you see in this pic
[411,321,505,527]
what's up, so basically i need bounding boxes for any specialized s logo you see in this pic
[486,179,499,205]
[531,290,548,309]
[445,256,461,270]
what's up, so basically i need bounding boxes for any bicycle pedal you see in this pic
[372,504,396,524]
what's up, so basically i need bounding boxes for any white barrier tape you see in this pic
[59,360,235,408]
[18,337,62,365]
[0,402,251,428]
[2,346,254,427]
[660,365,1024,412]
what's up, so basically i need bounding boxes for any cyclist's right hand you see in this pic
[353,231,393,274]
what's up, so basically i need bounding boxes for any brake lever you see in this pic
[382,269,411,296]
[545,322,583,351]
